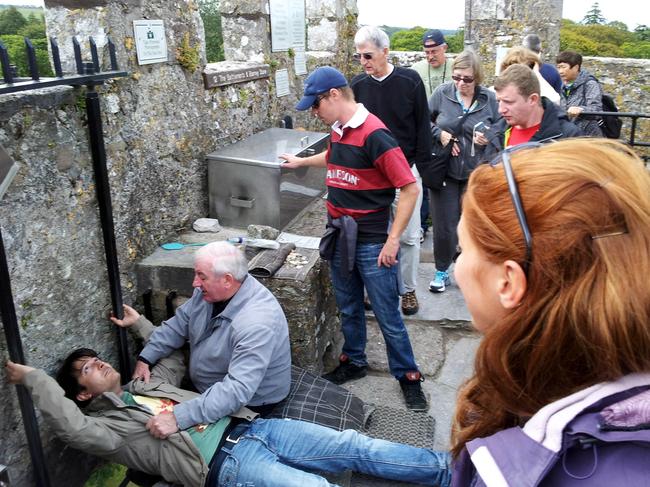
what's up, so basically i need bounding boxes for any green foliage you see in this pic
[559,19,648,59]
[582,2,606,25]
[390,26,463,53]
[621,41,650,58]
[391,26,427,51]
[18,15,46,39]
[0,6,27,34]
[176,32,201,72]
[0,35,53,77]
[84,463,135,487]
[446,29,465,53]
[198,0,224,63]
[635,25,650,41]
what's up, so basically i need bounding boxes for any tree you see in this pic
[0,35,53,77]
[198,0,224,63]
[446,29,464,53]
[635,25,650,41]
[560,18,648,59]
[582,2,606,25]
[390,27,427,51]
[0,6,28,35]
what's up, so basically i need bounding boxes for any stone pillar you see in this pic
[465,0,562,81]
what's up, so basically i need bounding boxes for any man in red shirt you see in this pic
[482,64,581,160]
[281,66,427,411]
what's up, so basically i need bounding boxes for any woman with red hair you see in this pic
[451,138,650,485]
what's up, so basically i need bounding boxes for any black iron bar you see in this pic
[85,85,131,383]
[50,38,63,78]
[0,228,52,487]
[72,37,83,75]
[24,38,40,81]
[108,37,118,71]
[89,37,100,73]
[0,41,14,84]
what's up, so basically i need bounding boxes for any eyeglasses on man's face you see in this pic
[451,75,475,84]
[353,52,374,61]
[312,92,330,110]
[488,142,543,276]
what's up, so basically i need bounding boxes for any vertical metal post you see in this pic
[85,84,131,383]
[0,229,51,487]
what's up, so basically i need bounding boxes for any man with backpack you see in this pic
[556,50,603,136]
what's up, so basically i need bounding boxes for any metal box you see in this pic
[207,128,329,229]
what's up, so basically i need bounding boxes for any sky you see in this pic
[357,0,649,31]
[2,0,648,31]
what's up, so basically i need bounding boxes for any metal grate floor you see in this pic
[349,405,436,487]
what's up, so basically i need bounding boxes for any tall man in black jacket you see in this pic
[351,25,432,317]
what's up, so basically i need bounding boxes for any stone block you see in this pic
[222,16,269,62]
[308,18,338,51]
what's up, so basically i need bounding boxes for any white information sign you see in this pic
[275,69,290,97]
[289,0,306,48]
[270,0,291,52]
[270,0,306,52]
[133,20,168,65]
[293,48,307,75]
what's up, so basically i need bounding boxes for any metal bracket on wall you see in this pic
[0,464,10,486]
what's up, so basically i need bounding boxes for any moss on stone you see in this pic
[176,32,201,72]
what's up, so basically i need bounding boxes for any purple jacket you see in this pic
[452,373,650,487]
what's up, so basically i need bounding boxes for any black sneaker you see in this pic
[399,372,428,411]
[322,356,368,385]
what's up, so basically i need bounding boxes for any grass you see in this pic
[84,463,137,487]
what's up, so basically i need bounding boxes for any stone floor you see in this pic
[332,230,481,486]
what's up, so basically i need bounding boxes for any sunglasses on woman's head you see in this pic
[488,142,544,276]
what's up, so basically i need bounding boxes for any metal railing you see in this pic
[581,110,650,155]
[0,36,130,487]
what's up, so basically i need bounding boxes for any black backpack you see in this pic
[600,93,623,139]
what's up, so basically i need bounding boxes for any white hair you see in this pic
[354,26,390,50]
[195,241,248,281]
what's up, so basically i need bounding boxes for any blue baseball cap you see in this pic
[423,29,446,47]
[296,66,348,111]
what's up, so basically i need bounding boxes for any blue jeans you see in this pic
[330,242,419,378]
[215,418,451,487]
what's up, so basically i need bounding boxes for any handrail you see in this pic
[0,36,131,486]
[580,110,650,150]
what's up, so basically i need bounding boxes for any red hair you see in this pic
[452,139,650,456]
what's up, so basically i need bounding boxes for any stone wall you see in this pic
[465,0,562,80]
[0,0,356,485]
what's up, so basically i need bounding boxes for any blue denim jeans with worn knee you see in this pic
[329,241,419,379]
[214,418,451,487]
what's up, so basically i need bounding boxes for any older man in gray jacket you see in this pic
[115,241,291,438]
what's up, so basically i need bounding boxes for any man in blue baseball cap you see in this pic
[295,65,348,110]
[282,66,428,412]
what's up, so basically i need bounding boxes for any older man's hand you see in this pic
[146,411,179,439]
[5,360,34,384]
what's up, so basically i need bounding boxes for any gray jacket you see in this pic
[429,82,500,181]
[560,69,603,137]
[140,274,291,429]
[22,319,256,487]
